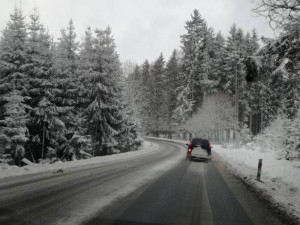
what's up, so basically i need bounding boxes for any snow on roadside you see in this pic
[0,141,160,179]
[213,143,300,221]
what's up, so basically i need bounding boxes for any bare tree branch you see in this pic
[253,0,300,29]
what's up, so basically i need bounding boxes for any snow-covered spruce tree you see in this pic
[149,53,166,136]
[172,72,194,128]
[179,9,208,112]
[122,61,137,121]
[245,36,283,134]
[281,19,300,119]
[210,31,227,91]
[120,70,140,151]
[174,9,221,129]
[164,50,180,138]
[0,7,31,164]
[55,20,79,79]
[252,0,300,120]
[244,30,263,133]
[127,65,143,129]
[82,27,128,155]
[54,19,80,107]
[247,19,300,131]
[197,27,220,95]
[25,9,55,160]
[53,20,91,160]
[126,61,153,135]
[138,61,152,134]
[24,9,72,161]
[220,24,262,136]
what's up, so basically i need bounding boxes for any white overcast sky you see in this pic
[0,0,274,64]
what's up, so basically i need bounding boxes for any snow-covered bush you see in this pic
[253,113,300,160]
[254,115,287,152]
[239,124,252,144]
[284,111,300,160]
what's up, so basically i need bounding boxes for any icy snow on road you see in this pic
[0,141,159,179]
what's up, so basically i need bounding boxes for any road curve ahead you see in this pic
[0,139,284,225]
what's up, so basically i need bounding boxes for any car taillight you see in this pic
[188,148,192,153]
[209,143,211,149]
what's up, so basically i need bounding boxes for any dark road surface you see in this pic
[0,139,284,225]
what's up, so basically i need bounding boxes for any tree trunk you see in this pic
[93,126,98,157]
[249,111,253,134]
[260,109,263,134]
[42,120,45,159]
[30,151,36,163]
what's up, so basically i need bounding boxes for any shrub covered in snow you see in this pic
[284,112,300,160]
[239,124,253,144]
[254,113,300,160]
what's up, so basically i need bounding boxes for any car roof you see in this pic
[192,138,209,142]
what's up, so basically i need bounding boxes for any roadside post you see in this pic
[257,159,263,181]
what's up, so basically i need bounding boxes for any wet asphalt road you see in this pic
[0,139,284,225]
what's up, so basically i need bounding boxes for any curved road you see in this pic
[0,139,284,225]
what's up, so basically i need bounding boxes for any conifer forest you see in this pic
[1,0,300,165]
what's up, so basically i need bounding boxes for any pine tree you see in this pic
[0,7,30,163]
[23,8,72,160]
[53,20,86,160]
[221,24,252,136]
[140,61,151,125]
[197,27,219,94]
[126,65,142,130]
[213,31,227,90]
[53,19,79,109]
[149,53,166,136]
[120,70,140,151]
[180,9,208,112]
[83,27,127,155]
[281,19,300,118]
[165,50,180,137]
[55,20,79,79]
[173,72,194,127]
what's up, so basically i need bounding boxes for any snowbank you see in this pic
[0,141,160,179]
[214,143,300,221]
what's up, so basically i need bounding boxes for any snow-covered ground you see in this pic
[0,141,160,179]
[214,143,300,221]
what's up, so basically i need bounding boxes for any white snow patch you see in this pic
[0,141,160,179]
[214,143,300,220]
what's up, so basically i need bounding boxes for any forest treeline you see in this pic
[127,1,300,150]
[1,0,300,165]
[0,7,139,165]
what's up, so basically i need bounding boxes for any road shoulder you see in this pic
[213,152,298,225]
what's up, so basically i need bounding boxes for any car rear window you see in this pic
[192,138,209,148]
